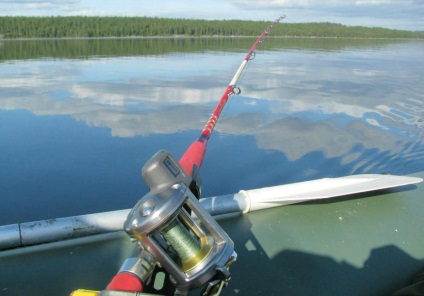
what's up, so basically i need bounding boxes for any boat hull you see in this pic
[1,172,424,295]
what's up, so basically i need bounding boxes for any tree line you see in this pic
[1,16,423,39]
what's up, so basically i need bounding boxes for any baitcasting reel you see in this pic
[122,150,236,295]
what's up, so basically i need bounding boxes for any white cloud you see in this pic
[228,0,423,30]
[232,0,407,7]
[0,0,78,2]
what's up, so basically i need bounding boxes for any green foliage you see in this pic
[1,36,417,62]
[0,16,423,39]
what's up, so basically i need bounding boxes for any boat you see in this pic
[0,172,423,295]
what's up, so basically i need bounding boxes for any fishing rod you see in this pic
[179,15,286,180]
[71,16,285,296]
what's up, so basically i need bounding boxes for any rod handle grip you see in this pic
[179,141,206,177]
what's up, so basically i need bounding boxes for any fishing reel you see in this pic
[122,150,236,295]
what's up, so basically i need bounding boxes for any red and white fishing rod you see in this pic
[71,16,286,296]
[179,15,285,177]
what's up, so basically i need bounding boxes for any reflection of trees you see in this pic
[0,37,418,61]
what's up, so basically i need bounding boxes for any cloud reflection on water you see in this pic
[1,40,423,174]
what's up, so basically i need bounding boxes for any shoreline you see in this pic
[2,35,424,42]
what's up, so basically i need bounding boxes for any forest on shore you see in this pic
[1,16,423,39]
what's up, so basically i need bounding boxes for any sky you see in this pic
[0,0,423,31]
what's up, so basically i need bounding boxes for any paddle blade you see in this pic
[245,174,423,211]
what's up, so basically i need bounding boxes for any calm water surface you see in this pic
[1,38,424,225]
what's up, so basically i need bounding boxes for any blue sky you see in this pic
[0,0,423,31]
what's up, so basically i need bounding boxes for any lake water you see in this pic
[1,37,424,225]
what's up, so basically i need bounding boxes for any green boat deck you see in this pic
[1,172,424,295]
